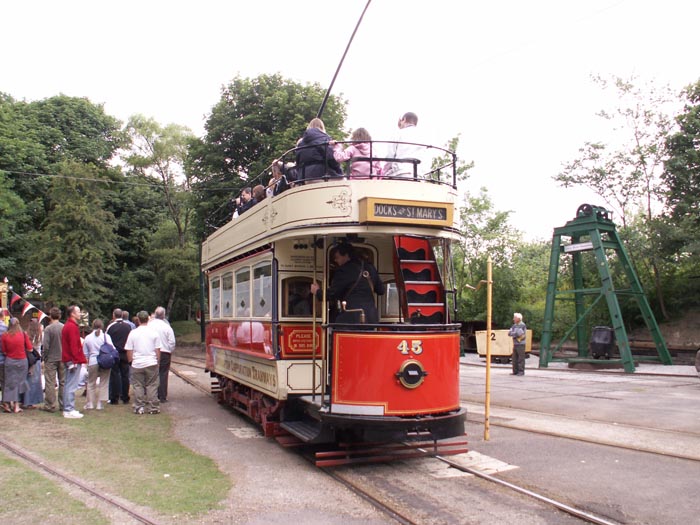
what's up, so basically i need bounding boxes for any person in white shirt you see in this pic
[149,306,176,403]
[125,311,161,414]
[383,112,427,178]
[82,319,114,410]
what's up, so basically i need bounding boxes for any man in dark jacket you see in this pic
[311,243,385,324]
[234,187,256,216]
[107,308,133,404]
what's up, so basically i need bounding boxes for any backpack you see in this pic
[97,333,119,369]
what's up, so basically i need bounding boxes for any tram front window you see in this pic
[380,281,401,319]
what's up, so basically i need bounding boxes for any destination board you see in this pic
[359,197,453,226]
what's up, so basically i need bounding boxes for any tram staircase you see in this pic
[392,236,446,324]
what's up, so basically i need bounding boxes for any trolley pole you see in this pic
[484,256,493,441]
[312,236,318,402]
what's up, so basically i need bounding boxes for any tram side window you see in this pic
[380,281,401,319]
[282,277,318,318]
[210,277,221,319]
[236,268,251,317]
[222,272,233,317]
[252,262,272,318]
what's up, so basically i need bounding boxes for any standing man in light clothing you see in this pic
[508,312,527,376]
[383,112,425,178]
[149,306,176,403]
[42,307,65,413]
[125,311,161,414]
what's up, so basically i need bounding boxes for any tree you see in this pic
[147,221,200,319]
[29,95,124,167]
[664,79,700,255]
[34,161,117,316]
[103,172,165,315]
[0,171,27,282]
[455,187,522,326]
[189,74,347,231]
[556,75,675,228]
[554,75,679,319]
[0,94,123,295]
[122,115,198,314]
[124,115,194,245]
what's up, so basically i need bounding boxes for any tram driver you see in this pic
[310,243,384,324]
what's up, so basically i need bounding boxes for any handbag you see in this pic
[26,349,40,367]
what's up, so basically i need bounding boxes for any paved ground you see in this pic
[171,346,700,524]
[459,352,700,458]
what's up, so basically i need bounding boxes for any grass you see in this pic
[0,454,108,525]
[171,320,204,345]
[0,404,231,519]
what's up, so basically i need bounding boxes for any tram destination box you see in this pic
[475,329,532,359]
[359,197,453,227]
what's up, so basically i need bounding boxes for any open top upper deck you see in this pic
[201,142,461,271]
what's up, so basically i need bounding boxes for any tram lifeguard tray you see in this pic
[539,204,672,373]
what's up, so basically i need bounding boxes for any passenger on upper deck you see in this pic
[252,184,266,203]
[383,112,426,178]
[266,160,290,198]
[332,127,382,178]
[295,118,343,184]
[234,187,256,217]
[310,243,385,324]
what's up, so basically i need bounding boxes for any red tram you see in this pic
[201,144,466,454]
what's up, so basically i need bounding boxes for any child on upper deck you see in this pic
[332,127,382,178]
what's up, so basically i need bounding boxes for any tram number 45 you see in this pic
[397,340,423,355]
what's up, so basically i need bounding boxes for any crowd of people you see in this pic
[0,304,176,419]
[232,111,428,218]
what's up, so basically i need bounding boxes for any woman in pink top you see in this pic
[333,128,381,178]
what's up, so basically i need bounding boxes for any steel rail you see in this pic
[460,360,698,378]
[170,364,214,397]
[427,449,620,525]
[171,356,208,371]
[300,452,419,525]
[0,437,161,525]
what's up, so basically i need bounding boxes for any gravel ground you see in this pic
[165,368,395,525]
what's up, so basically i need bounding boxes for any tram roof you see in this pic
[201,177,461,271]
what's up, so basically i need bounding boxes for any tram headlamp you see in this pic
[395,360,428,389]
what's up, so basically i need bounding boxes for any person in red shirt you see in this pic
[61,305,87,419]
[1,317,32,413]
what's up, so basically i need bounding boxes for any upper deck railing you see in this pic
[278,139,457,187]
[201,140,459,269]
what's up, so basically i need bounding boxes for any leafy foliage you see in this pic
[190,74,347,231]
[34,161,117,316]
[664,79,700,256]
[454,187,522,327]
[555,75,681,319]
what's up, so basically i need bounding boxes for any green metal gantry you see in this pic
[539,204,672,373]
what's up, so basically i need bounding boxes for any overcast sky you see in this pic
[2,0,698,240]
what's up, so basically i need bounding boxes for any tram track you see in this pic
[170,358,618,524]
[172,354,700,462]
[460,359,699,378]
[318,453,620,525]
[0,437,160,525]
[428,451,620,525]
